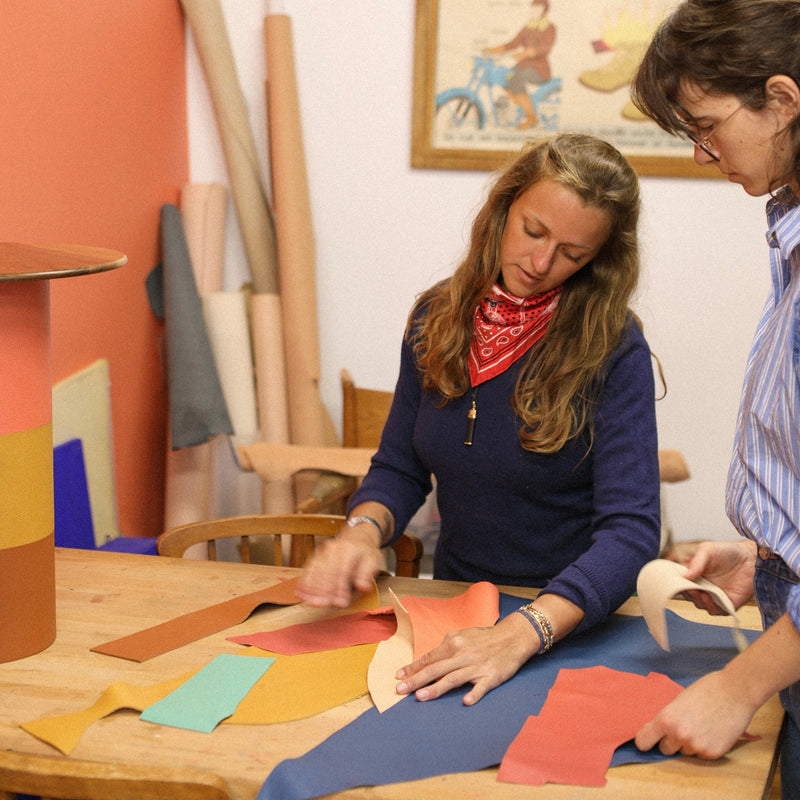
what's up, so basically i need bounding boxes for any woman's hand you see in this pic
[395,612,539,706]
[635,669,758,759]
[680,539,757,614]
[295,526,384,608]
[637,595,800,762]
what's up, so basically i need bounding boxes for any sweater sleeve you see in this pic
[348,336,433,539]
[538,321,662,632]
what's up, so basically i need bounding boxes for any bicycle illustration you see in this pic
[435,55,561,132]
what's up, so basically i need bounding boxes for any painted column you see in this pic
[0,243,125,663]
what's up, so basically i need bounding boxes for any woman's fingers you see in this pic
[395,626,529,704]
[296,537,382,607]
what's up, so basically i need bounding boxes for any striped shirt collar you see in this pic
[765,187,800,300]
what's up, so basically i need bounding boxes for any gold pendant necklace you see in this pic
[464,386,478,446]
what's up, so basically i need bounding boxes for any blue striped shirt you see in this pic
[726,187,800,629]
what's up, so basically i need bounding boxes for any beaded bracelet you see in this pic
[515,608,545,653]
[515,602,554,654]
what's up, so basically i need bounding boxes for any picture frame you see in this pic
[411,0,714,177]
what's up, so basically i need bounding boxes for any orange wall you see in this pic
[2,1,188,537]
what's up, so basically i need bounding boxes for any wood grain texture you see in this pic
[0,548,783,800]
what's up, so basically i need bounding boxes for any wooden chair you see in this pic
[341,367,394,448]
[294,368,394,514]
[290,369,423,574]
[157,513,423,578]
[0,750,229,800]
[235,368,424,575]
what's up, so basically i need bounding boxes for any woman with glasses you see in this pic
[631,1,800,793]
[298,132,661,704]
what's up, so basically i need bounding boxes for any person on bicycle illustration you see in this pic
[486,0,556,129]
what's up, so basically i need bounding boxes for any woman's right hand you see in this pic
[681,539,757,614]
[295,523,385,608]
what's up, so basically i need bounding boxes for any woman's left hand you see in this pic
[394,612,539,706]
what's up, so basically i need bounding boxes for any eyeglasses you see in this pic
[684,103,745,161]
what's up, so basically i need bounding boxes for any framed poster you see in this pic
[411,0,712,176]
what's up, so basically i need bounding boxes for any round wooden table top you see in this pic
[0,242,127,282]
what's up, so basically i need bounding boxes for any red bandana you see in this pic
[468,283,561,386]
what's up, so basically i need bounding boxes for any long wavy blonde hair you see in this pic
[408,132,642,453]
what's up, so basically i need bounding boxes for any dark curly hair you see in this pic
[631,0,800,188]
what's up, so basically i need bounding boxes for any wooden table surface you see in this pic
[0,548,783,799]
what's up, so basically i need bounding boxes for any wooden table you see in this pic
[0,548,783,799]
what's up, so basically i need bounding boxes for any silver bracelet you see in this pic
[346,515,388,545]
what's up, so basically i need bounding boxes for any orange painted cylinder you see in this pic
[0,280,56,662]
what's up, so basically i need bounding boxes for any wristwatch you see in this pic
[346,515,386,544]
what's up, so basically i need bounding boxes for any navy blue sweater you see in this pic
[350,315,661,633]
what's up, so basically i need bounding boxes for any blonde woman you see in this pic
[298,132,660,704]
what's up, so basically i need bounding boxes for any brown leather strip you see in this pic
[91,576,302,662]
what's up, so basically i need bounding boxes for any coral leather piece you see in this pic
[227,609,396,655]
[403,580,500,659]
[367,582,500,712]
[497,667,683,787]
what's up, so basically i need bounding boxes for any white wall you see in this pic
[186,0,770,544]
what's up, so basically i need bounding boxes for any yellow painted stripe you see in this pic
[0,422,53,549]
